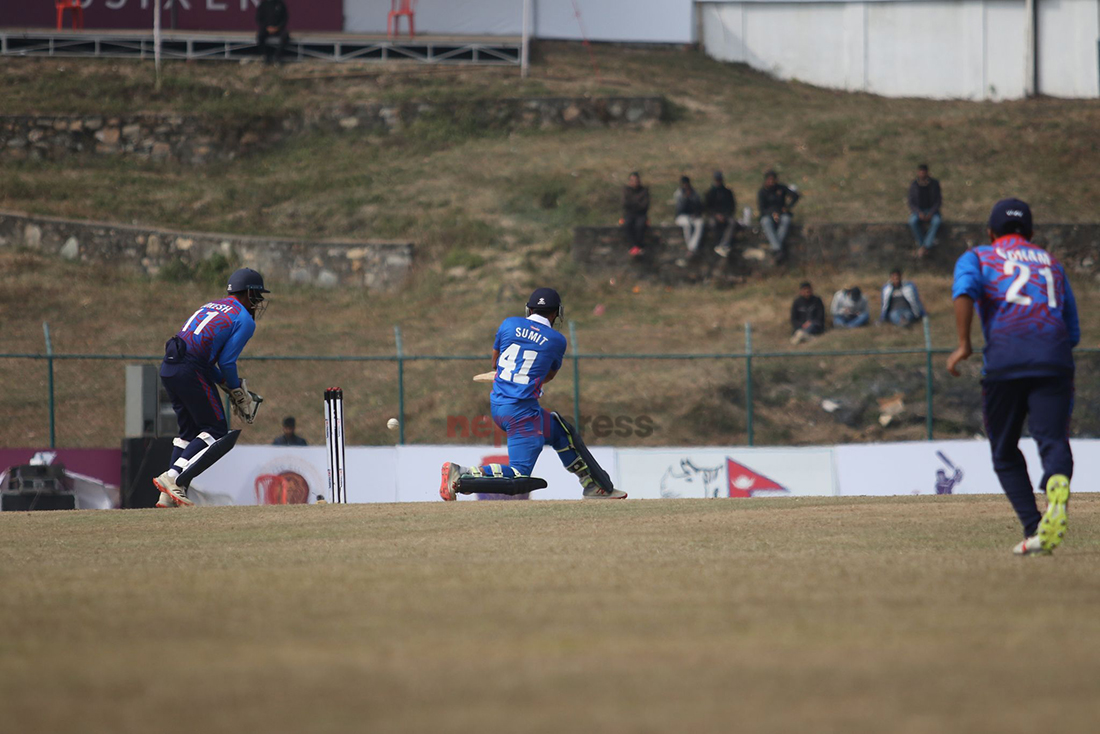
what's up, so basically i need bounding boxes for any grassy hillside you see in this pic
[1,43,1097,448]
[3,43,1100,255]
[3,250,1098,449]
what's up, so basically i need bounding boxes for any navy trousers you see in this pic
[982,375,1074,537]
[160,359,228,473]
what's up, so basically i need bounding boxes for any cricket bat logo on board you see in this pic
[934,451,964,495]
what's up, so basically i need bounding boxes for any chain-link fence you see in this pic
[5,321,1096,450]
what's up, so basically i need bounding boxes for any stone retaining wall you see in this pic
[574,222,1100,283]
[0,96,665,164]
[0,210,413,291]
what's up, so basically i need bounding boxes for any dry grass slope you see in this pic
[3,249,1099,448]
[1,44,1097,448]
[2,496,1099,733]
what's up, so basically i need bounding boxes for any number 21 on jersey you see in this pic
[1004,260,1057,308]
[497,343,537,384]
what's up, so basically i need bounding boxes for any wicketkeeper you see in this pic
[440,288,626,501]
[154,268,268,507]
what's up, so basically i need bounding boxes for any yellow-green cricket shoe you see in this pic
[1037,474,1070,553]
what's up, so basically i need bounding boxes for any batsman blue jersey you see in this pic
[490,315,566,408]
[953,235,1079,379]
[175,297,255,388]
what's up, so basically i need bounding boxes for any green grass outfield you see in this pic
[2,495,1099,733]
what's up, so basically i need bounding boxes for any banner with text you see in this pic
[2,1,343,33]
[189,444,617,504]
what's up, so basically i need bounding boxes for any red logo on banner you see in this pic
[726,458,786,498]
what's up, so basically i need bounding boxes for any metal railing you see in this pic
[7,320,1097,449]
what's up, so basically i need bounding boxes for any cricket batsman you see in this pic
[947,199,1079,556]
[154,268,269,507]
[439,288,626,500]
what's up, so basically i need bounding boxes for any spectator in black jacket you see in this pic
[621,171,650,257]
[758,170,800,262]
[256,0,289,65]
[272,416,307,446]
[790,281,825,344]
[907,164,942,257]
[705,170,737,258]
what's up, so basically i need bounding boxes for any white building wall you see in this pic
[984,0,1028,100]
[342,0,695,43]
[700,0,1100,100]
[864,1,986,98]
[1037,0,1100,97]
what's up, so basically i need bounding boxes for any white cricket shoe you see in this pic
[582,485,628,500]
[153,471,194,507]
[439,462,464,502]
[155,491,180,508]
[1013,536,1050,557]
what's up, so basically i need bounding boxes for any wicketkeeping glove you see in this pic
[228,379,263,424]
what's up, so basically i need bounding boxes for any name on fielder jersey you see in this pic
[515,326,550,346]
[996,247,1051,265]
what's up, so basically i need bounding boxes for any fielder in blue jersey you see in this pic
[439,288,626,500]
[153,268,269,507]
[948,199,1078,556]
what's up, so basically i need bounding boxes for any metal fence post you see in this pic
[43,322,55,448]
[568,320,581,431]
[745,322,754,447]
[394,325,406,445]
[923,316,934,441]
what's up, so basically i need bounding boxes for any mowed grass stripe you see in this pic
[1,496,1098,734]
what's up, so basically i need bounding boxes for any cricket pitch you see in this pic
[2,495,1099,733]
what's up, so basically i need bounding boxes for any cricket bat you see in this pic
[936,451,956,471]
[472,372,496,383]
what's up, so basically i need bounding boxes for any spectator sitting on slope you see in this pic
[830,285,870,328]
[673,176,705,266]
[705,170,737,258]
[880,268,926,327]
[790,281,825,344]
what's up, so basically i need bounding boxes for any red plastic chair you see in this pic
[388,0,416,39]
[56,0,84,30]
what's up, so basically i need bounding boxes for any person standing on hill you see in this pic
[947,198,1078,556]
[256,0,290,65]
